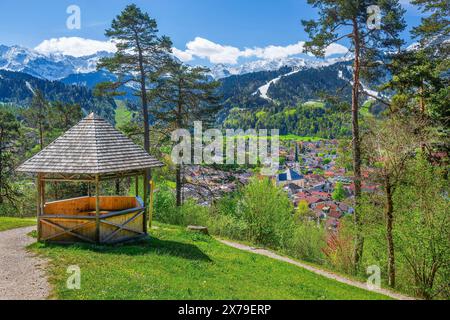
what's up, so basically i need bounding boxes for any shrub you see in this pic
[322,219,354,274]
[285,221,326,264]
[153,185,178,224]
[237,177,295,248]
[207,214,249,241]
[179,199,210,226]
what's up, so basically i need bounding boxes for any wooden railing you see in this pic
[39,196,147,244]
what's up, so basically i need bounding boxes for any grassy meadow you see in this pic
[0,216,36,232]
[31,223,390,300]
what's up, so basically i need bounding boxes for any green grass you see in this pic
[31,223,390,300]
[0,217,36,232]
[232,134,322,142]
[303,101,325,108]
[114,100,134,127]
[278,134,322,142]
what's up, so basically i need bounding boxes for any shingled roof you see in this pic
[17,113,164,175]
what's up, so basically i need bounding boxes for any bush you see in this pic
[0,180,37,217]
[179,199,210,226]
[322,218,355,274]
[207,214,249,241]
[237,177,295,248]
[153,185,178,224]
[285,221,326,264]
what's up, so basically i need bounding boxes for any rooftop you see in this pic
[17,113,163,175]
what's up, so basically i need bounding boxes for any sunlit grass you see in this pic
[31,223,390,300]
[0,216,36,232]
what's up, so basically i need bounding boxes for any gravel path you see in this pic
[218,239,415,300]
[0,226,50,300]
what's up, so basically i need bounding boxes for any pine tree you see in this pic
[302,0,406,271]
[386,1,449,124]
[411,0,449,46]
[96,4,172,205]
[24,90,49,150]
[52,102,83,130]
[0,108,22,207]
[150,60,221,206]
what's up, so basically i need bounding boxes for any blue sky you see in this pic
[0,0,425,65]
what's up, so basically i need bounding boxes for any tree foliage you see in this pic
[0,108,22,208]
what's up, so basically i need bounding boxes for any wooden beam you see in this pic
[98,171,146,181]
[40,178,46,214]
[101,218,145,236]
[36,174,42,242]
[41,173,97,182]
[101,210,145,243]
[40,219,96,243]
[149,180,155,230]
[95,175,100,243]
[41,178,95,183]
[40,214,97,220]
[143,172,148,235]
[135,175,139,197]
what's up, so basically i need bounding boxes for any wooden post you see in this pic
[36,174,42,242]
[95,175,100,243]
[135,174,139,197]
[143,172,148,235]
[41,178,46,214]
[149,180,155,229]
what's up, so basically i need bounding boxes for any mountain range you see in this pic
[0,44,380,137]
[0,45,111,81]
[0,44,350,81]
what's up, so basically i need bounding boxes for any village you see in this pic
[182,139,380,231]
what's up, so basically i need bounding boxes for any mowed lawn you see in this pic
[31,223,390,300]
[0,216,36,232]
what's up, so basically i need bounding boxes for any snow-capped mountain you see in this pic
[0,45,112,81]
[0,43,354,82]
[209,56,352,79]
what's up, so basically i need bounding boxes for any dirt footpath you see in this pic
[0,226,49,300]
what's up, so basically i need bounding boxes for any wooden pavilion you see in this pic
[17,113,163,244]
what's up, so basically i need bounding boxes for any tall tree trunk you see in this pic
[54,182,58,200]
[176,164,182,207]
[0,136,3,204]
[176,95,183,207]
[385,175,396,288]
[419,80,426,115]
[419,80,427,155]
[115,178,120,195]
[39,121,44,151]
[136,42,151,234]
[351,19,364,272]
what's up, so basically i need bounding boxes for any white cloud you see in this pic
[35,37,116,57]
[174,37,348,64]
[35,36,349,63]
[185,37,242,64]
[324,43,349,57]
[172,47,193,62]
[243,42,306,60]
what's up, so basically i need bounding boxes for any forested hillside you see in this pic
[218,60,380,138]
[268,61,353,104]
[0,70,117,121]
[223,101,351,138]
